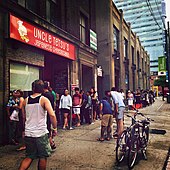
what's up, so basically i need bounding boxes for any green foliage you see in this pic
[154,76,167,87]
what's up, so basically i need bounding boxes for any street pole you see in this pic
[167,22,170,102]
[165,22,170,93]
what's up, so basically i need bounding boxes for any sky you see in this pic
[166,0,170,24]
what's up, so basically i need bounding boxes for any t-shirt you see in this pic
[73,94,82,106]
[6,97,20,114]
[100,99,113,114]
[43,91,54,109]
[111,91,125,107]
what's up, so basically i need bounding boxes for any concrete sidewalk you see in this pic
[0,97,169,170]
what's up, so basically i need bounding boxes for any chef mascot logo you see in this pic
[17,20,29,43]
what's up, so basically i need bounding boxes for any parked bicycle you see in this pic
[116,109,154,169]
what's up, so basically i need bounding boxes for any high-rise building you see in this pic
[114,0,166,75]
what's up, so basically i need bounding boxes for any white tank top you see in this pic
[25,95,49,137]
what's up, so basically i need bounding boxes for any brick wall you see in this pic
[4,40,44,102]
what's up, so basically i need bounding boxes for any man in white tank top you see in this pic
[19,80,57,170]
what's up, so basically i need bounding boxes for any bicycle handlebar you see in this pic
[126,112,154,125]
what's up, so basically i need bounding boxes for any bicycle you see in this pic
[115,110,154,169]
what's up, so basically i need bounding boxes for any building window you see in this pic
[137,51,140,69]
[26,1,40,14]
[26,0,46,18]
[46,0,60,26]
[80,13,88,44]
[11,0,18,3]
[11,0,26,7]
[10,62,40,91]
[131,46,134,64]
[142,58,144,71]
[124,38,128,59]
[113,26,119,51]
[125,74,129,90]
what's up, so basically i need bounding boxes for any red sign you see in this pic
[71,84,78,91]
[10,14,76,60]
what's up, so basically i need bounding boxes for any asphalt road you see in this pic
[0,97,169,170]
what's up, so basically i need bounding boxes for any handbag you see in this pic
[10,110,19,121]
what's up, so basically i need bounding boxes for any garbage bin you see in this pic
[167,94,170,103]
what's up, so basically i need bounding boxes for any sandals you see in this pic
[97,138,105,142]
[16,146,26,151]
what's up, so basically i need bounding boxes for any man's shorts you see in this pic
[117,106,125,120]
[73,105,80,114]
[25,134,51,159]
[101,114,113,127]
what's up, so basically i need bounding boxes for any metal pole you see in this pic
[69,106,73,130]
[91,106,94,124]
[167,22,170,93]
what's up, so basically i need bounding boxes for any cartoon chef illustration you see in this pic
[17,20,29,43]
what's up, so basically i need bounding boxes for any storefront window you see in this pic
[10,63,40,91]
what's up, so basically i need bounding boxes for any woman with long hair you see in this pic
[59,89,72,129]
[90,87,98,122]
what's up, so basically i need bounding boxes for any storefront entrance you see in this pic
[82,65,93,92]
[44,55,70,95]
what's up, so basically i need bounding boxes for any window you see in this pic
[26,0,46,18]
[46,0,60,26]
[137,51,140,69]
[11,0,26,7]
[10,63,40,91]
[26,1,39,14]
[113,26,119,51]
[80,13,88,44]
[131,46,134,64]
[11,0,18,3]
[124,38,128,59]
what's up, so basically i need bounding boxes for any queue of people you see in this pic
[127,89,156,110]
[6,84,101,149]
[6,80,157,169]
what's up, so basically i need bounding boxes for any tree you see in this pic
[154,76,168,101]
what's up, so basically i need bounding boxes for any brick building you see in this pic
[96,0,150,97]
[0,0,97,144]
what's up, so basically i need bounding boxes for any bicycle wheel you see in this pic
[128,138,138,169]
[144,126,149,143]
[141,127,149,160]
[116,131,127,163]
[141,147,147,160]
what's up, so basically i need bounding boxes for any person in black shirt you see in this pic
[43,81,56,150]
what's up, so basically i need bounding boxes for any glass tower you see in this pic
[113,0,166,74]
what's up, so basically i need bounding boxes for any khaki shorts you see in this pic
[101,114,113,127]
[25,134,51,159]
